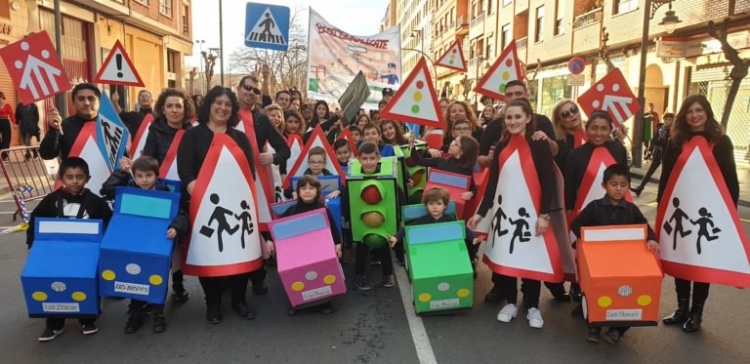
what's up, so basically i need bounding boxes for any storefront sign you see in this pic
[656,38,704,58]
[0,22,12,47]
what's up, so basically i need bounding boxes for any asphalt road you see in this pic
[0,181,748,364]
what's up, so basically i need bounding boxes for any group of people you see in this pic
[20,73,739,348]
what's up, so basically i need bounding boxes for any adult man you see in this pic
[40,83,101,160]
[113,90,154,138]
[476,80,569,303]
[236,75,291,294]
[381,88,394,104]
[275,90,291,110]
[477,80,558,168]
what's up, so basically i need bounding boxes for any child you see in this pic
[333,139,352,172]
[348,125,362,148]
[269,175,342,315]
[27,157,113,342]
[570,164,660,345]
[362,123,395,157]
[101,156,190,335]
[284,146,341,200]
[410,135,479,201]
[351,142,406,290]
[388,187,481,275]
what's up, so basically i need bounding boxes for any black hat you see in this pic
[382,88,394,96]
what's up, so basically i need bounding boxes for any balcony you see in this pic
[456,15,469,36]
[516,37,528,62]
[470,12,485,39]
[573,8,602,29]
[572,9,602,54]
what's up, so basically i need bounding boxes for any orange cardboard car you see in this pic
[578,225,663,327]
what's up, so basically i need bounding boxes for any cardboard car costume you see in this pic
[578,225,663,326]
[21,219,104,318]
[268,209,346,308]
[98,187,181,303]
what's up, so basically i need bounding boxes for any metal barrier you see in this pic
[0,146,57,224]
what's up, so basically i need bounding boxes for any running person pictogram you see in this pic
[665,197,692,251]
[200,193,239,252]
[690,207,720,255]
[508,207,532,254]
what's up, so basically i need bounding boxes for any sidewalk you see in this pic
[630,161,750,208]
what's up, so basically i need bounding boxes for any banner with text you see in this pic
[307,9,401,111]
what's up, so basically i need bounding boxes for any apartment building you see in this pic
[393,0,750,158]
[0,0,193,123]
[381,0,398,32]
[398,0,433,79]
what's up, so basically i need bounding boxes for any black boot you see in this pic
[683,304,703,333]
[663,298,690,325]
[124,312,143,334]
[172,270,189,302]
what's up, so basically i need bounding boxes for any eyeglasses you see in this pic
[560,105,579,119]
[241,85,262,95]
[453,126,471,132]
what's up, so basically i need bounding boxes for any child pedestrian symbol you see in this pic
[690,207,720,255]
[235,200,255,249]
[200,193,239,252]
[508,207,532,254]
[490,195,509,248]
[664,197,692,251]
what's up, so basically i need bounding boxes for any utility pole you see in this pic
[53,0,67,118]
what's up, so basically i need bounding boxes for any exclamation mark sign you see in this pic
[115,54,123,78]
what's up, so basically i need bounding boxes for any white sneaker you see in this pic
[496,304,518,322]
[527,307,544,328]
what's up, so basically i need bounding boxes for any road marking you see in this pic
[394,266,438,364]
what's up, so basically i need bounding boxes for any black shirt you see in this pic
[142,118,192,165]
[571,196,656,241]
[477,137,556,216]
[479,113,555,156]
[248,109,291,166]
[27,188,113,247]
[39,115,96,160]
[658,132,739,205]
[564,141,628,210]
[120,108,153,140]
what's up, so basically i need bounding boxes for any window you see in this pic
[167,50,178,73]
[486,41,493,60]
[134,0,148,5]
[159,0,172,17]
[554,0,565,36]
[487,0,494,15]
[0,0,9,19]
[182,4,189,34]
[502,0,511,7]
[614,0,638,15]
[501,24,510,50]
[535,5,545,42]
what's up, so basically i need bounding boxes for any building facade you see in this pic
[397,0,433,80]
[0,0,192,145]
[392,0,750,162]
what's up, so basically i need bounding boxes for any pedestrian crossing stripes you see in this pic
[246,32,285,45]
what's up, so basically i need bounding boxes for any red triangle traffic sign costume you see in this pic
[380,57,445,129]
[284,126,347,188]
[474,41,523,101]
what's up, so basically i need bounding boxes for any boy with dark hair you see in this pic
[389,187,481,274]
[571,163,660,345]
[333,139,352,171]
[27,157,113,342]
[100,155,190,334]
[284,146,341,199]
[350,142,407,290]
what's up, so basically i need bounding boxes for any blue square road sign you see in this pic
[245,2,290,51]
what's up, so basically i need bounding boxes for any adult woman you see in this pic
[143,89,195,166]
[467,99,556,329]
[356,114,371,131]
[658,95,739,333]
[289,97,301,111]
[176,86,258,323]
[564,111,628,214]
[0,91,16,161]
[192,94,204,110]
[263,103,287,189]
[552,99,586,169]
[480,105,494,126]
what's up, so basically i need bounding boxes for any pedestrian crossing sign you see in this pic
[245,3,290,51]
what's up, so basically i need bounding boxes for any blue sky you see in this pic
[188,0,388,69]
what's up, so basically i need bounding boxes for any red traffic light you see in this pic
[361,185,383,205]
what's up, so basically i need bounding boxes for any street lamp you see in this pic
[633,0,681,168]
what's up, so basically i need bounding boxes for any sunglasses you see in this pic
[560,105,579,119]
[241,85,262,95]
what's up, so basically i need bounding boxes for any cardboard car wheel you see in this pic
[581,293,588,320]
